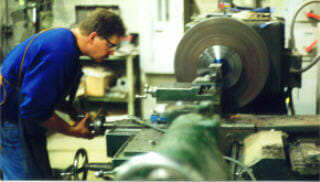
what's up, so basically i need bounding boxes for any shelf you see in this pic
[80,52,138,62]
[80,96,128,103]
[78,53,141,116]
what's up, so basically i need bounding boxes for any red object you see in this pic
[305,40,318,53]
[219,3,224,10]
[306,11,320,21]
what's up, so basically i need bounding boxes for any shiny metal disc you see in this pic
[174,17,269,108]
[198,45,243,89]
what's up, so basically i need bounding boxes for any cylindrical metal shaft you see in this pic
[116,113,230,180]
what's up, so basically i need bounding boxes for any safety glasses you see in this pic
[106,37,117,50]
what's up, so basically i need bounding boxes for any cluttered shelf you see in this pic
[77,52,141,116]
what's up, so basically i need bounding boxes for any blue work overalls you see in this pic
[0,28,82,180]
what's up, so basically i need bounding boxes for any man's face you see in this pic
[89,34,121,63]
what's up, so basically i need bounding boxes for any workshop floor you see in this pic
[47,133,110,180]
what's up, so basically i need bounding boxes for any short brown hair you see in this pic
[79,8,126,39]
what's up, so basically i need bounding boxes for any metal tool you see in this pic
[128,115,166,133]
[79,111,166,135]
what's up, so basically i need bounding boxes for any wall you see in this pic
[0,0,35,59]
[138,0,185,74]
[283,0,319,115]
[52,0,139,33]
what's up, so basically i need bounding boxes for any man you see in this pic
[0,8,125,179]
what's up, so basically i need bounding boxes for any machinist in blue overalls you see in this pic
[0,8,125,180]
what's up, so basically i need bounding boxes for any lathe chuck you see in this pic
[174,17,269,108]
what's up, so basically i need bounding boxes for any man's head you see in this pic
[78,8,126,62]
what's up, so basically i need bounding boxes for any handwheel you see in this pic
[73,148,89,180]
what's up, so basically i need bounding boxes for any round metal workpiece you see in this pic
[198,45,243,88]
[174,17,269,108]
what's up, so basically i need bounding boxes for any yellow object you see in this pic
[83,67,114,97]
[286,97,290,104]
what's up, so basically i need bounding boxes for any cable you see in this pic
[289,0,320,73]
[223,155,256,181]
[290,55,320,73]
[230,142,239,180]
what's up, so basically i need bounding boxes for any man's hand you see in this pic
[69,113,95,139]
[41,113,95,139]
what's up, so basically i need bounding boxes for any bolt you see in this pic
[149,140,156,146]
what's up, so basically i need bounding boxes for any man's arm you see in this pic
[55,101,82,121]
[41,113,94,139]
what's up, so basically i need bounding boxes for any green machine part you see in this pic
[152,82,220,103]
[116,113,230,181]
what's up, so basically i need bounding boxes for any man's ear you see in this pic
[88,32,97,43]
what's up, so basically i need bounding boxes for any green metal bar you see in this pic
[154,113,230,180]
[116,113,230,180]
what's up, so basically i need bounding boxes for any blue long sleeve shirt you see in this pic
[1,28,82,124]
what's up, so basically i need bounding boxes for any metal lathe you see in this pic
[62,13,320,181]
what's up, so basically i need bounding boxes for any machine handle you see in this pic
[306,11,320,21]
[305,40,318,53]
[135,84,152,99]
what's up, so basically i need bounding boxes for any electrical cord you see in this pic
[289,0,320,73]
[290,55,320,73]
[223,155,256,181]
